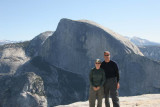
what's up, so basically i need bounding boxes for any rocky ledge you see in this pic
[56,94,160,107]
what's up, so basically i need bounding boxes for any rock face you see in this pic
[15,56,86,106]
[0,42,30,74]
[0,31,86,106]
[25,31,53,57]
[0,18,160,107]
[39,19,143,77]
[117,54,160,95]
[0,72,47,107]
[38,19,160,97]
[138,45,160,62]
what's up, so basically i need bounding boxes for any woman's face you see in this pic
[95,62,101,68]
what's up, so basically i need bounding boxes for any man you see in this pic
[100,51,120,107]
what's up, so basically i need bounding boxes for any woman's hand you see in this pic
[93,87,97,91]
[96,86,100,90]
[93,86,100,91]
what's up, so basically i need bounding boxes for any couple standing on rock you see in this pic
[89,51,120,107]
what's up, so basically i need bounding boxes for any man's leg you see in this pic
[104,82,110,107]
[89,87,96,107]
[97,86,104,107]
[110,78,120,107]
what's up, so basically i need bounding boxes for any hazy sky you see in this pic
[1,0,160,42]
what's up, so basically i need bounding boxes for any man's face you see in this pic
[104,52,110,60]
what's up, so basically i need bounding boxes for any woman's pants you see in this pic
[89,86,104,107]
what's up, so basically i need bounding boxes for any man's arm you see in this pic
[114,62,119,82]
[101,70,106,86]
[114,62,120,89]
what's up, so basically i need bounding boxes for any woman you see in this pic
[89,59,106,107]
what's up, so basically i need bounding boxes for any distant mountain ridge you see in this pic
[125,36,160,62]
[126,36,160,46]
[0,40,18,45]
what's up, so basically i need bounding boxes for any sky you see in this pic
[0,0,160,42]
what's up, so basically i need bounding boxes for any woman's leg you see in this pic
[97,86,104,107]
[89,87,96,107]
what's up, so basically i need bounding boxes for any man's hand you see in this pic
[117,82,120,89]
